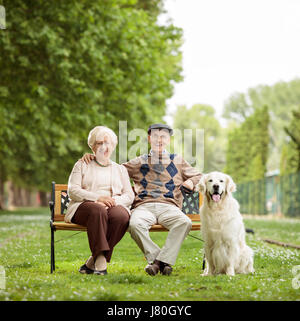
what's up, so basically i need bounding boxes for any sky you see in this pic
[159,0,300,126]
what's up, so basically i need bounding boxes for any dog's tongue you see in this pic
[212,194,221,202]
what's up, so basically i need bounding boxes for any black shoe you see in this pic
[94,269,108,275]
[79,264,94,274]
[145,260,160,276]
[160,262,173,276]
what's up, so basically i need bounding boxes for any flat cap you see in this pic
[147,123,173,136]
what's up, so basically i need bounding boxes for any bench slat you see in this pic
[54,191,62,216]
[53,214,200,223]
[52,222,87,231]
[54,215,65,222]
[55,184,68,191]
[52,221,201,232]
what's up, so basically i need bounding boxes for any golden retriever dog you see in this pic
[197,172,254,276]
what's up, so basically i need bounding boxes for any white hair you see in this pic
[87,126,118,150]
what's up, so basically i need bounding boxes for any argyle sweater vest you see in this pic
[123,153,202,210]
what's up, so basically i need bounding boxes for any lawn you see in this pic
[0,207,299,301]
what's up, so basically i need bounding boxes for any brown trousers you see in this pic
[71,201,130,262]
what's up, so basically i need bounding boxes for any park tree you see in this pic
[225,105,269,183]
[225,106,269,215]
[0,0,183,208]
[172,104,226,172]
[223,78,300,172]
[280,109,300,174]
[279,109,300,216]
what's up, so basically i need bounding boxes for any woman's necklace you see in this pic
[94,159,110,167]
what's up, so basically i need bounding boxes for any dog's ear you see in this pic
[226,175,236,194]
[196,175,206,194]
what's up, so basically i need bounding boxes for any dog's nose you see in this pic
[213,184,219,190]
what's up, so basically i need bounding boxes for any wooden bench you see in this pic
[49,182,203,273]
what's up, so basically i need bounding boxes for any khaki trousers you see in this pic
[128,202,192,265]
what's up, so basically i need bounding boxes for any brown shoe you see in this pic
[145,260,160,276]
[160,262,173,276]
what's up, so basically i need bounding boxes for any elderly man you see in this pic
[83,123,202,276]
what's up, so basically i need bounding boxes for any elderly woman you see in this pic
[65,126,134,275]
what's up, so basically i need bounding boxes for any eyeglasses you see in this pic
[95,140,111,147]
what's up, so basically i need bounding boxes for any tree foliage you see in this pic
[225,106,270,183]
[280,109,300,174]
[0,0,183,207]
[172,104,226,172]
[223,78,300,172]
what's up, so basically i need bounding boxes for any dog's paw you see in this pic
[225,267,235,276]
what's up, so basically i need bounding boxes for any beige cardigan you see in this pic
[65,159,134,223]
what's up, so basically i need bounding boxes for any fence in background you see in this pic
[235,172,300,217]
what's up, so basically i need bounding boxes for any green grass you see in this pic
[0,208,299,301]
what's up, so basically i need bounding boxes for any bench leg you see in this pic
[50,228,55,273]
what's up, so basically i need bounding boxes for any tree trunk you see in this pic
[25,189,32,206]
[20,188,27,207]
[0,178,4,210]
[12,185,22,207]
[7,181,15,210]
[39,191,48,207]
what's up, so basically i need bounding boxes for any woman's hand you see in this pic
[96,201,109,209]
[96,196,116,208]
[81,153,95,164]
